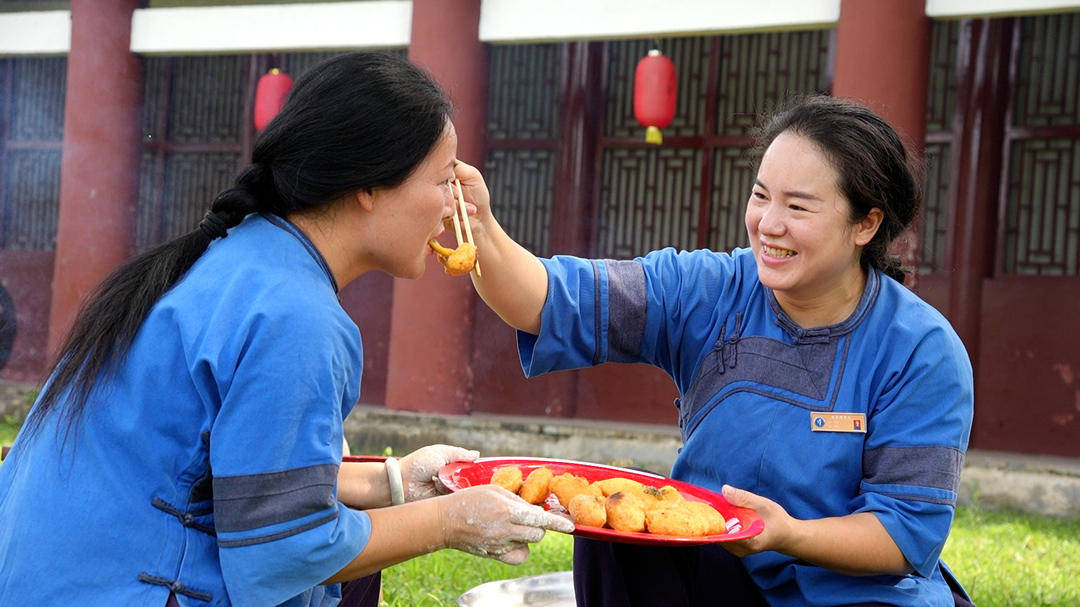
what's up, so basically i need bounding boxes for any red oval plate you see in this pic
[438,457,764,546]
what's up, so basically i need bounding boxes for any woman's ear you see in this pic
[854,208,884,246]
[354,188,376,212]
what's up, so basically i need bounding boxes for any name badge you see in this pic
[810,412,866,433]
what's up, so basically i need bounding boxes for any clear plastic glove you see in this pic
[399,444,479,502]
[439,485,575,564]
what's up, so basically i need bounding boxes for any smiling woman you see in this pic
[454,95,976,607]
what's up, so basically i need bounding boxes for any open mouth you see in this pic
[762,244,796,258]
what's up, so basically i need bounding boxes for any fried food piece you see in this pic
[519,466,554,505]
[604,491,646,533]
[428,240,477,276]
[550,473,602,508]
[683,500,726,535]
[593,477,644,498]
[640,485,665,503]
[567,494,607,528]
[645,502,709,537]
[489,466,523,494]
[657,485,684,502]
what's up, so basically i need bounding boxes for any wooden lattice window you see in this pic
[1001,13,1080,276]
[0,57,66,251]
[920,20,961,275]
[137,55,253,250]
[135,51,375,251]
[484,43,563,257]
[596,32,833,259]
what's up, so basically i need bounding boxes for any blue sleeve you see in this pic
[518,248,745,392]
[207,300,369,607]
[851,320,974,578]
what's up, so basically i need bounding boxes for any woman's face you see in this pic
[367,121,459,279]
[745,131,874,305]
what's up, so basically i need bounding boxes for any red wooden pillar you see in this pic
[47,0,143,357]
[833,0,931,282]
[384,0,487,414]
[947,19,1012,367]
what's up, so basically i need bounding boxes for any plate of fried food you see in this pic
[438,457,764,546]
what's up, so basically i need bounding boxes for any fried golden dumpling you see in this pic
[568,493,607,528]
[489,465,523,494]
[593,477,644,498]
[605,491,647,533]
[519,466,554,505]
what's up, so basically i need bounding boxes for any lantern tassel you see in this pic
[645,126,663,145]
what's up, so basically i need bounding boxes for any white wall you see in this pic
[0,11,70,56]
[130,1,412,54]
[479,0,840,42]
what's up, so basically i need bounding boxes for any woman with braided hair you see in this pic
[453,96,975,606]
[0,52,571,607]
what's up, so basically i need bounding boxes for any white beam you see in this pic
[927,0,1080,18]
[130,1,412,55]
[0,11,71,56]
[479,0,840,43]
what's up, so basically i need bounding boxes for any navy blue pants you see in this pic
[572,537,768,607]
[573,537,975,607]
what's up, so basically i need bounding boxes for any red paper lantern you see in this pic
[254,68,293,131]
[633,49,677,144]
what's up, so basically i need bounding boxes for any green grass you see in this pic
[379,508,1080,607]
[0,418,20,464]
[943,507,1080,606]
[0,419,19,445]
[380,532,574,607]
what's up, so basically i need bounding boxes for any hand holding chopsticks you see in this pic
[452,178,481,277]
[428,179,481,277]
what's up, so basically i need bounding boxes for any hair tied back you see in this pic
[198,211,229,240]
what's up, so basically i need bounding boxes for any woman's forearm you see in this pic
[323,499,446,583]
[470,216,548,335]
[781,512,911,576]
[336,461,392,509]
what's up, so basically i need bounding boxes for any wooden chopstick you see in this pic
[446,182,464,247]
[452,178,482,277]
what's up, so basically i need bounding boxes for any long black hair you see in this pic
[756,95,922,283]
[27,51,452,435]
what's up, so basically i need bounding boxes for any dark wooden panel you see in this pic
[166,56,248,144]
[925,20,959,135]
[707,145,753,251]
[574,363,678,425]
[1,57,65,252]
[485,148,554,257]
[0,250,53,381]
[487,44,561,140]
[716,30,831,137]
[1002,138,1080,275]
[3,149,61,250]
[975,276,1080,456]
[915,273,950,318]
[467,304,578,418]
[920,20,960,275]
[596,147,702,257]
[920,142,953,274]
[136,151,239,248]
[1012,13,1080,129]
[8,57,66,141]
[339,270,393,406]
